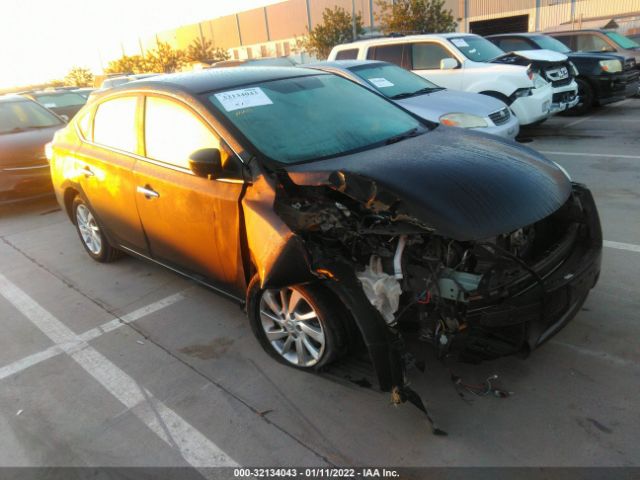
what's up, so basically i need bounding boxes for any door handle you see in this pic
[136,185,160,199]
[81,166,94,177]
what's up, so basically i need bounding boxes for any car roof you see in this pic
[111,66,326,96]
[306,59,385,69]
[333,32,478,49]
[487,33,544,38]
[547,29,612,34]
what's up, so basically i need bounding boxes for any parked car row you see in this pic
[44,65,603,425]
[0,95,66,204]
[487,32,640,114]
[329,31,640,121]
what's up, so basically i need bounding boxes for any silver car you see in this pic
[307,60,520,139]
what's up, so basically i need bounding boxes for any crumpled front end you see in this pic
[272,168,602,383]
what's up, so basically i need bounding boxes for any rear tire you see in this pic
[247,276,349,370]
[72,196,121,263]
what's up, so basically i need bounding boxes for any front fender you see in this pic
[241,174,315,290]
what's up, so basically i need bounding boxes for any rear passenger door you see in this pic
[366,44,410,68]
[409,41,464,89]
[76,95,147,251]
[133,94,246,296]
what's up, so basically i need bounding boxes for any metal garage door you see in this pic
[470,14,530,36]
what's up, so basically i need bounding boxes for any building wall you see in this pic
[106,0,640,71]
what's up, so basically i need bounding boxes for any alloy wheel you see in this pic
[76,204,102,255]
[259,287,326,367]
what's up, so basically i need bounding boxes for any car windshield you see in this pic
[605,31,640,49]
[207,74,424,164]
[448,36,505,62]
[349,63,441,99]
[34,92,86,108]
[532,35,571,53]
[0,100,63,134]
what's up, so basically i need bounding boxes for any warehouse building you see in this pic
[114,0,640,66]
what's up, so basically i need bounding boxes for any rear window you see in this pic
[93,96,138,153]
[335,49,358,60]
[34,92,86,108]
[0,100,62,134]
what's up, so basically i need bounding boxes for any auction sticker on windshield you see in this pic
[369,77,394,88]
[451,38,469,48]
[214,87,273,112]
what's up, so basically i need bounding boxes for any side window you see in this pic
[575,34,615,52]
[496,38,534,51]
[367,44,405,67]
[411,43,453,69]
[335,48,358,60]
[93,96,138,153]
[76,109,92,140]
[144,96,225,170]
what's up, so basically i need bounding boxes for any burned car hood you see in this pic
[284,127,572,241]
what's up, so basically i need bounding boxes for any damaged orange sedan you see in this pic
[48,68,602,428]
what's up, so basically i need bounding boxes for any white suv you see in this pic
[329,33,576,126]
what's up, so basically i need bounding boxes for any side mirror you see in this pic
[188,148,222,178]
[440,58,458,70]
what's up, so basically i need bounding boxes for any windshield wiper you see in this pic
[391,87,443,99]
[385,127,421,145]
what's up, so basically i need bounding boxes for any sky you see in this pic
[0,0,284,88]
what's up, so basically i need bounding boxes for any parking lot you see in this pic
[1,99,639,470]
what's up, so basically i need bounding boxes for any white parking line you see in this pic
[539,150,640,160]
[604,240,640,253]
[0,292,185,381]
[0,273,237,468]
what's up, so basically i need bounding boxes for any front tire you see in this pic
[72,196,121,263]
[247,277,348,370]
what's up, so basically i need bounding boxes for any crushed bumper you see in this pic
[461,184,602,359]
[549,81,580,114]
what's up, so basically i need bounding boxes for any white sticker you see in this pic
[368,77,395,88]
[214,87,273,112]
[451,38,469,48]
[44,103,56,108]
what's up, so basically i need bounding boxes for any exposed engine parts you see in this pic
[273,172,601,432]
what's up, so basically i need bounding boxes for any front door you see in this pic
[134,95,245,295]
[410,42,464,90]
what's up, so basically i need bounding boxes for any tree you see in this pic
[303,6,364,59]
[186,37,230,63]
[145,41,187,73]
[104,54,148,74]
[63,66,94,87]
[375,0,457,35]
